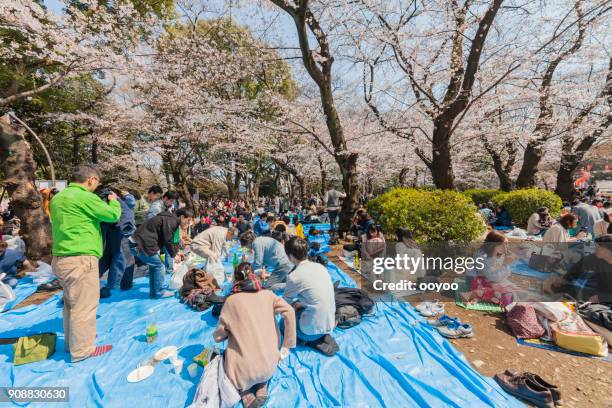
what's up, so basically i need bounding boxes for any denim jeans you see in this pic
[99,226,126,290]
[120,238,135,290]
[130,245,165,298]
[295,309,324,342]
[162,246,173,274]
[327,210,339,231]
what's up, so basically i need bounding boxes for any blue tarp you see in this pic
[0,240,520,407]
[510,260,551,281]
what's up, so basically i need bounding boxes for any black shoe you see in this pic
[100,287,112,299]
[306,334,339,356]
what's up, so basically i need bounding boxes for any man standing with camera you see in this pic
[50,165,122,362]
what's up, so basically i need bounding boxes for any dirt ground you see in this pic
[9,248,612,407]
[326,247,612,408]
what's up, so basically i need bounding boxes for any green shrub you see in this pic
[462,189,502,206]
[492,189,562,225]
[367,188,485,243]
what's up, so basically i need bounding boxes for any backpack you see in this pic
[117,198,136,238]
[333,281,375,329]
[336,305,362,329]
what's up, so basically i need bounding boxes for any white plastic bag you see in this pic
[206,260,226,285]
[169,262,189,290]
[26,261,54,285]
[0,273,16,312]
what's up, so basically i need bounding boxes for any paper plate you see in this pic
[153,346,178,361]
[127,365,155,383]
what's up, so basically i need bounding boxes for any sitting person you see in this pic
[527,207,552,236]
[191,215,210,238]
[394,227,426,278]
[362,224,386,260]
[214,262,296,408]
[283,237,337,356]
[239,231,293,291]
[253,214,270,236]
[478,204,494,225]
[235,213,251,235]
[594,211,612,238]
[463,231,518,306]
[492,206,512,228]
[356,211,374,238]
[543,213,587,248]
[546,235,612,303]
[0,241,34,288]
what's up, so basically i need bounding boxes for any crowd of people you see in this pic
[1,164,611,407]
[24,165,358,408]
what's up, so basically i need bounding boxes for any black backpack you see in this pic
[333,281,375,329]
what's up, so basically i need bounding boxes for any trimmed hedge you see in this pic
[367,188,485,243]
[492,189,562,225]
[462,189,502,206]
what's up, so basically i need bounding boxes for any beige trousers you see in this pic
[52,255,99,362]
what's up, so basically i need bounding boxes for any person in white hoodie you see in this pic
[283,236,337,356]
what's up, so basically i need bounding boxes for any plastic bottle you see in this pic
[232,252,239,270]
[145,309,158,343]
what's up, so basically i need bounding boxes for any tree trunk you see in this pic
[338,152,359,231]
[91,136,98,164]
[0,116,52,260]
[399,167,410,187]
[296,175,305,202]
[318,156,327,196]
[516,140,544,188]
[72,132,80,168]
[427,123,455,189]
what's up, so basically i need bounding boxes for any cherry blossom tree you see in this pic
[264,0,360,230]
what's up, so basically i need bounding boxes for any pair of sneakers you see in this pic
[415,300,445,317]
[428,315,473,339]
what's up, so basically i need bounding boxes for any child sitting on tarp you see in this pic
[463,231,518,307]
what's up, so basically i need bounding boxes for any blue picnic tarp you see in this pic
[0,230,520,408]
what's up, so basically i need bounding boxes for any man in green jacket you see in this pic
[50,165,121,362]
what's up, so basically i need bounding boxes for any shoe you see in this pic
[415,301,444,317]
[527,373,562,406]
[494,371,554,408]
[415,300,438,313]
[505,371,562,406]
[427,315,460,327]
[250,396,267,408]
[100,287,111,299]
[306,334,339,356]
[437,322,473,338]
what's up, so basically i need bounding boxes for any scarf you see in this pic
[232,273,262,294]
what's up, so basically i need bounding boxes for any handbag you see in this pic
[13,333,57,365]
[528,247,561,273]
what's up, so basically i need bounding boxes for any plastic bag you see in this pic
[0,273,16,312]
[27,261,54,285]
[205,261,226,285]
[169,262,189,290]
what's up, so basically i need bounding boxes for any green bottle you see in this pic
[232,252,239,270]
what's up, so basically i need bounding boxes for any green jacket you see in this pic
[50,183,122,258]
